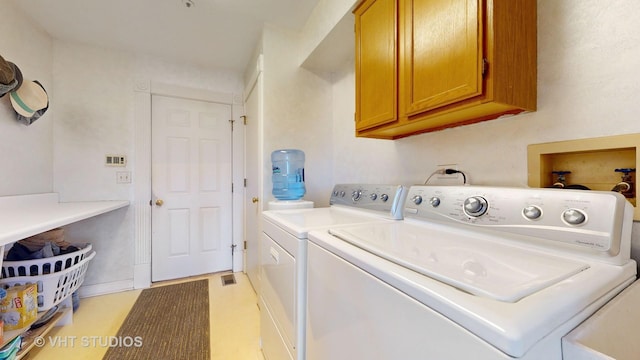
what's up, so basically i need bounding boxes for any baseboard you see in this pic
[78,280,134,298]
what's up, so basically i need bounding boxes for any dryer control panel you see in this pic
[330,184,407,220]
[404,185,633,264]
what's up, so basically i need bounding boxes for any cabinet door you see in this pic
[355,0,397,131]
[401,0,483,116]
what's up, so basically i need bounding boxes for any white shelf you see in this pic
[0,193,129,246]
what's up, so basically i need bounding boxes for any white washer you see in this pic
[306,185,637,360]
[260,184,406,360]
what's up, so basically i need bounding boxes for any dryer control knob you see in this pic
[370,193,378,201]
[352,190,363,202]
[523,205,542,220]
[411,195,423,205]
[429,197,441,207]
[464,196,488,217]
[563,209,587,225]
[380,194,389,202]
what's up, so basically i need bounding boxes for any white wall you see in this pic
[259,0,640,264]
[1,0,245,292]
[261,25,334,206]
[53,42,244,289]
[5,0,640,291]
[327,0,640,263]
[331,0,640,187]
[0,2,53,196]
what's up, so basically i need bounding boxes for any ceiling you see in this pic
[11,0,320,75]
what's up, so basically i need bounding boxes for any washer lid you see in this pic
[263,206,393,239]
[329,221,590,302]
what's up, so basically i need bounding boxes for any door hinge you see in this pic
[231,183,234,193]
[244,240,247,250]
[241,115,247,125]
[229,119,235,131]
[244,178,247,187]
[482,58,488,77]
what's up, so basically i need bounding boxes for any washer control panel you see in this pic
[404,185,632,262]
[330,184,407,220]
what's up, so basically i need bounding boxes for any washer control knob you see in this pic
[523,205,542,220]
[370,193,378,201]
[339,191,346,197]
[563,209,587,225]
[380,194,389,202]
[429,197,441,207]
[464,196,488,217]
[411,195,423,205]
[352,190,363,202]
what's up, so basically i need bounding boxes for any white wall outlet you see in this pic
[116,171,132,184]
[437,164,459,179]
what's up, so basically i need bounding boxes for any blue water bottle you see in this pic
[272,149,306,200]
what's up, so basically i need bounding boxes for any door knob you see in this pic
[155,199,164,206]
[252,197,259,203]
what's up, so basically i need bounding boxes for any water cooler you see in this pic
[269,149,313,210]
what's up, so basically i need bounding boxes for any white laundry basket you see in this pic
[2,244,92,278]
[1,245,95,311]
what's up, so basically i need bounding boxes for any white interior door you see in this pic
[244,60,263,292]
[151,94,233,282]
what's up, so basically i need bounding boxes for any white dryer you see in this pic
[306,185,637,360]
[260,184,406,360]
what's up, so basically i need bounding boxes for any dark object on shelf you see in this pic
[564,184,591,190]
[29,305,58,330]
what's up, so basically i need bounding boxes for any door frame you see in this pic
[242,54,264,290]
[133,80,245,289]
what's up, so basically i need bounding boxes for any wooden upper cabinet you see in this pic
[402,0,482,115]
[354,0,397,131]
[354,0,537,140]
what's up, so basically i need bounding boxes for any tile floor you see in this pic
[26,272,263,360]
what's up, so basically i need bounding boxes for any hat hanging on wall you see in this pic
[10,80,49,125]
[0,54,22,98]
